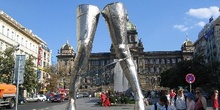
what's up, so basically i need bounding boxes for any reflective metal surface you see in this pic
[67,2,145,110]
[66,4,100,110]
[102,2,145,110]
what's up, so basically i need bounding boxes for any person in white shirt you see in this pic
[172,87,187,110]
[151,95,171,110]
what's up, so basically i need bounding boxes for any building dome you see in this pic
[127,21,136,31]
[182,38,193,47]
[60,40,74,54]
[61,41,74,50]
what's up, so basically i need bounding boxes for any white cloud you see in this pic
[196,21,206,27]
[173,25,188,32]
[186,6,219,19]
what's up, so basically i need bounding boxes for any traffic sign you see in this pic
[185,73,195,84]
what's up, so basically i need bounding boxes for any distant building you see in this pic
[57,20,194,91]
[56,41,75,90]
[0,10,52,86]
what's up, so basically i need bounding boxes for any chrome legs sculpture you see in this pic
[102,3,145,110]
[66,4,100,110]
[67,2,145,110]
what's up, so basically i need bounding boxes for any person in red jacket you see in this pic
[211,90,219,110]
[104,96,111,107]
[100,92,106,106]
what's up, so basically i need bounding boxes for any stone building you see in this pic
[57,20,194,91]
[194,16,220,63]
[0,10,52,83]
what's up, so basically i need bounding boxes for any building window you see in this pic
[11,31,14,40]
[95,60,99,65]
[100,60,105,66]
[17,35,19,43]
[146,77,149,83]
[146,68,149,73]
[166,58,170,64]
[36,47,38,53]
[25,40,27,47]
[2,25,5,35]
[150,67,154,72]
[0,42,3,50]
[150,59,154,64]
[130,35,135,42]
[145,59,148,64]
[30,43,32,50]
[177,58,181,62]
[155,59,159,64]
[161,59,165,64]
[7,28,9,37]
[44,52,46,60]
[172,59,176,64]
[21,38,23,46]
[156,67,159,72]
[43,61,46,67]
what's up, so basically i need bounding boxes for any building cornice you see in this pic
[0,10,43,44]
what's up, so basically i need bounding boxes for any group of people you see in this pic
[151,87,219,110]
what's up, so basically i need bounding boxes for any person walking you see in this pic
[170,89,176,101]
[151,95,171,110]
[104,96,111,107]
[211,90,219,110]
[172,87,187,110]
[186,92,195,110]
[194,87,207,110]
[100,92,106,106]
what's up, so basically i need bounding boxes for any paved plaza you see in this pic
[42,97,213,110]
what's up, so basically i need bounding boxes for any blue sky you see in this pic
[0,1,219,63]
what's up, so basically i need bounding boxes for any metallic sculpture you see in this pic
[67,2,145,110]
[66,4,100,110]
[102,3,145,110]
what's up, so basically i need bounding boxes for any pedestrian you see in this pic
[165,90,171,105]
[172,86,187,110]
[211,90,219,110]
[151,95,171,110]
[194,87,207,110]
[104,96,111,107]
[100,92,106,106]
[186,92,195,110]
[89,94,91,99]
[170,89,176,102]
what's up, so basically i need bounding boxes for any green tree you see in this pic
[45,64,59,92]
[160,55,211,89]
[23,56,38,93]
[0,47,16,83]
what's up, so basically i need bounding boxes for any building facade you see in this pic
[194,16,220,63]
[57,20,194,91]
[0,10,52,85]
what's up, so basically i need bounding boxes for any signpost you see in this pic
[14,55,25,110]
[185,73,195,92]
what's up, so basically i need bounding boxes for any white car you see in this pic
[37,94,47,101]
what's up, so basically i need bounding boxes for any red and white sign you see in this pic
[185,73,195,84]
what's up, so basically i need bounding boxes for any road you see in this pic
[0,100,67,110]
[0,97,214,110]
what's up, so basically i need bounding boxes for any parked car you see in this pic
[37,94,47,101]
[82,92,89,97]
[18,95,27,104]
[26,96,39,102]
[50,94,65,102]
